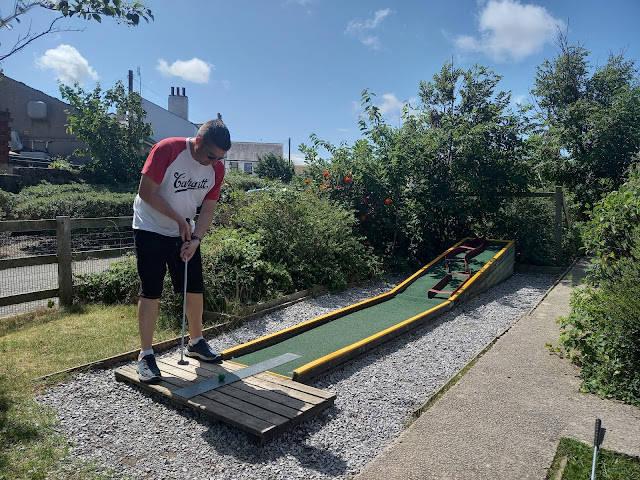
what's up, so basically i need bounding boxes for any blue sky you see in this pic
[1,1,639,164]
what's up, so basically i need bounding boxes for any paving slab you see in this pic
[356,258,640,480]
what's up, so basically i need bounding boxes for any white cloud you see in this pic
[345,8,391,50]
[353,93,418,121]
[378,93,404,115]
[36,44,98,84]
[156,57,213,84]
[455,0,563,62]
[284,0,315,15]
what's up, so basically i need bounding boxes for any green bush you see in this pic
[10,182,135,219]
[559,167,640,406]
[580,166,640,262]
[159,229,295,327]
[0,189,15,219]
[74,254,139,304]
[232,188,381,290]
[220,170,266,196]
[473,196,558,265]
[559,255,640,406]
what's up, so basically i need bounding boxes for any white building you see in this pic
[143,87,282,174]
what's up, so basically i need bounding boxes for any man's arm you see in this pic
[138,174,191,241]
[180,198,217,261]
[194,198,217,238]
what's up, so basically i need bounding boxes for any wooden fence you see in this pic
[0,216,133,308]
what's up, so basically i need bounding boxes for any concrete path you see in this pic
[356,258,640,480]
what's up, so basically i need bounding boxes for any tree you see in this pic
[302,61,535,265]
[254,152,295,182]
[531,33,640,213]
[1,0,153,63]
[60,80,152,184]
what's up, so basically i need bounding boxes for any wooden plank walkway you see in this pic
[114,353,335,442]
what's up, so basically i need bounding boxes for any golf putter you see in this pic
[178,218,193,366]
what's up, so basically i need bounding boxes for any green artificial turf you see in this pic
[233,241,506,377]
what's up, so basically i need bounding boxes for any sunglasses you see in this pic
[207,152,227,161]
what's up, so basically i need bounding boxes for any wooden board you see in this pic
[114,353,335,442]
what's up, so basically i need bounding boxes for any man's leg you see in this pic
[184,292,222,362]
[138,296,160,352]
[185,292,204,340]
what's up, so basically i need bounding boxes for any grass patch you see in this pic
[547,437,640,480]
[1,304,177,381]
[0,304,178,479]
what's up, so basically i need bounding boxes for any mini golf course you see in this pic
[116,237,514,441]
[223,238,515,382]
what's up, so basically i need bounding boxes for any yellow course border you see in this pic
[221,238,469,360]
[223,238,514,383]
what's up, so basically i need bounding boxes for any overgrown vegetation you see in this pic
[254,152,295,182]
[300,63,555,267]
[558,167,640,406]
[4,182,136,220]
[75,188,382,326]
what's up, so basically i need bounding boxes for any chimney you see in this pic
[168,86,189,120]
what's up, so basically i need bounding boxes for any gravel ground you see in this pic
[37,272,556,480]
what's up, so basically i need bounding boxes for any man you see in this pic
[132,119,230,383]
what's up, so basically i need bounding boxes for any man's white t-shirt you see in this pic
[132,137,225,236]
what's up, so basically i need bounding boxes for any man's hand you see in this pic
[180,238,200,261]
[178,218,192,242]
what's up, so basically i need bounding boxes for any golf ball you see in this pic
[218,373,226,381]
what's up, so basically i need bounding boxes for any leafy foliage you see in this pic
[74,254,139,304]
[1,1,153,63]
[531,34,640,214]
[231,188,381,291]
[60,81,152,185]
[579,165,640,263]
[9,181,135,219]
[254,153,295,182]
[301,62,541,267]
[74,189,381,319]
[559,167,640,406]
[0,189,15,219]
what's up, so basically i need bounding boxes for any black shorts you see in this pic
[133,229,204,299]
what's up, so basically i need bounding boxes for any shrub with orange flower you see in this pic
[344,176,351,183]
[305,179,310,184]
[385,198,392,205]
[360,214,366,221]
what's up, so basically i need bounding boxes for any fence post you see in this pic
[56,216,73,306]
[555,186,563,267]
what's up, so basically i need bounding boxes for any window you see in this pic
[244,162,253,174]
[229,161,238,170]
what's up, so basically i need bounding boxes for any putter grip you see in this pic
[594,418,601,446]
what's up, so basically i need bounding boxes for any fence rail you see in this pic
[0,216,134,311]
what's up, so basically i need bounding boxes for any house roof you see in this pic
[227,141,283,162]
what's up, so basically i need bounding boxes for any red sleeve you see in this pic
[205,161,226,201]
[141,138,183,184]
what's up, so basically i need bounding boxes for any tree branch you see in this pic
[0,15,83,63]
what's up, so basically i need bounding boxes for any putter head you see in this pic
[178,359,189,365]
